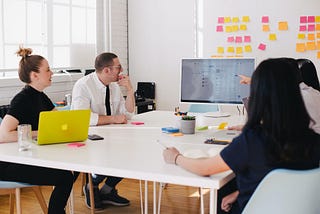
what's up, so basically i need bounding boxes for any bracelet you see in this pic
[174,153,182,165]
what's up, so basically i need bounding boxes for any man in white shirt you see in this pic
[71,52,135,210]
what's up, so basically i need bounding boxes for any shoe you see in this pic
[83,185,104,210]
[100,188,130,206]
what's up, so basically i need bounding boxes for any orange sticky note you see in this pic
[269,34,277,41]
[240,24,247,31]
[317,41,320,50]
[316,24,320,31]
[244,45,252,52]
[308,34,315,41]
[262,25,270,32]
[297,33,305,39]
[306,42,316,50]
[296,43,306,52]
[217,47,224,54]
[242,16,250,23]
[278,21,288,31]
[171,132,183,137]
[317,33,320,39]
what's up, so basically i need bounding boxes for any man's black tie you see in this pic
[105,85,111,115]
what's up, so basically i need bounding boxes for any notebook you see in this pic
[36,109,90,145]
[211,129,241,143]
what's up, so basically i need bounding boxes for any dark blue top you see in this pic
[7,85,54,130]
[220,128,320,213]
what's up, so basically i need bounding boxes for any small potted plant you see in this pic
[180,115,196,134]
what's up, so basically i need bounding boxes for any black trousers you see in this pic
[217,178,240,214]
[1,162,74,214]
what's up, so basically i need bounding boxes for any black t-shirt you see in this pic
[7,85,54,130]
[220,128,320,213]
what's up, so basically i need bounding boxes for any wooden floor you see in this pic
[0,177,212,214]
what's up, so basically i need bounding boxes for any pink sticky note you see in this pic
[244,36,251,43]
[262,16,269,23]
[258,43,266,51]
[216,25,223,32]
[308,24,315,31]
[300,25,307,31]
[227,36,234,42]
[218,17,224,24]
[67,142,85,148]
[308,16,315,23]
[131,121,145,125]
[235,36,242,43]
[300,16,307,23]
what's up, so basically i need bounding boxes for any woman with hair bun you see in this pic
[0,46,74,214]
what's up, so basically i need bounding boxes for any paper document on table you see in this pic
[211,130,241,143]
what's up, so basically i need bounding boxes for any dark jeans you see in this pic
[91,174,122,188]
[1,162,74,214]
[217,178,240,214]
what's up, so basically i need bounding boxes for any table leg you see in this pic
[153,182,157,214]
[209,188,218,214]
[144,181,148,214]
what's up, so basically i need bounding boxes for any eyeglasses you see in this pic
[108,65,122,70]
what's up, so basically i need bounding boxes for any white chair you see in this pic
[242,168,320,214]
[0,181,47,214]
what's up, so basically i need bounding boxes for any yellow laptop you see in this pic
[37,109,90,145]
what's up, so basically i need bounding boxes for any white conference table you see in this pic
[0,110,246,214]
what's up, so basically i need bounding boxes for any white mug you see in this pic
[18,124,32,151]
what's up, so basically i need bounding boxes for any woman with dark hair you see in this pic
[296,58,320,91]
[0,47,75,214]
[163,58,320,214]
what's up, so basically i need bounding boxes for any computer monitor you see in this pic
[180,58,255,116]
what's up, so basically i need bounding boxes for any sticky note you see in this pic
[269,33,277,41]
[236,47,243,54]
[258,43,266,51]
[300,25,307,31]
[296,43,305,52]
[242,16,250,22]
[278,21,288,31]
[196,126,208,131]
[306,42,316,50]
[227,36,234,42]
[67,143,85,148]
[297,33,305,39]
[244,36,251,43]
[232,17,239,23]
[262,16,269,23]
[300,16,307,23]
[316,16,320,23]
[170,132,183,137]
[308,24,315,31]
[218,17,224,24]
[131,121,145,125]
[317,33,320,39]
[216,25,223,32]
[316,24,320,31]
[225,26,233,33]
[308,16,315,23]
[308,33,315,41]
[218,122,228,130]
[262,25,270,32]
[235,36,242,43]
[227,46,235,53]
[317,41,320,50]
[217,47,224,54]
[224,17,231,23]
[232,25,239,32]
[244,45,252,52]
[240,24,247,31]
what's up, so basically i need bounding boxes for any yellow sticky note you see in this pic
[306,42,316,50]
[232,17,239,23]
[217,47,224,54]
[278,21,288,31]
[232,25,239,32]
[236,47,243,54]
[308,34,315,41]
[269,33,277,41]
[296,43,305,52]
[240,24,247,31]
[316,24,320,31]
[318,52,320,59]
[218,122,228,130]
[316,16,320,23]
[225,26,233,33]
[297,33,305,39]
[242,16,250,22]
[224,17,231,23]
[227,46,235,53]
[262,25,270,32]
[317,41,320,50]
[317,33,320,39]
[244,45,252,52]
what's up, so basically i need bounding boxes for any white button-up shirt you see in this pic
[71,72,134,125]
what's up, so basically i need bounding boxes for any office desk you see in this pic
[0,111,244,214]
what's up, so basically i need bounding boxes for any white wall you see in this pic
[128,0,320,111]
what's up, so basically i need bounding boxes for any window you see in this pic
[0,0,96,72]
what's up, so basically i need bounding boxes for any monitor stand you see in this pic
[204,105,230,118]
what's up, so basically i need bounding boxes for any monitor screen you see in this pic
[180,58,255,104]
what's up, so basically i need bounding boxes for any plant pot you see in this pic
[180,119,196,134]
